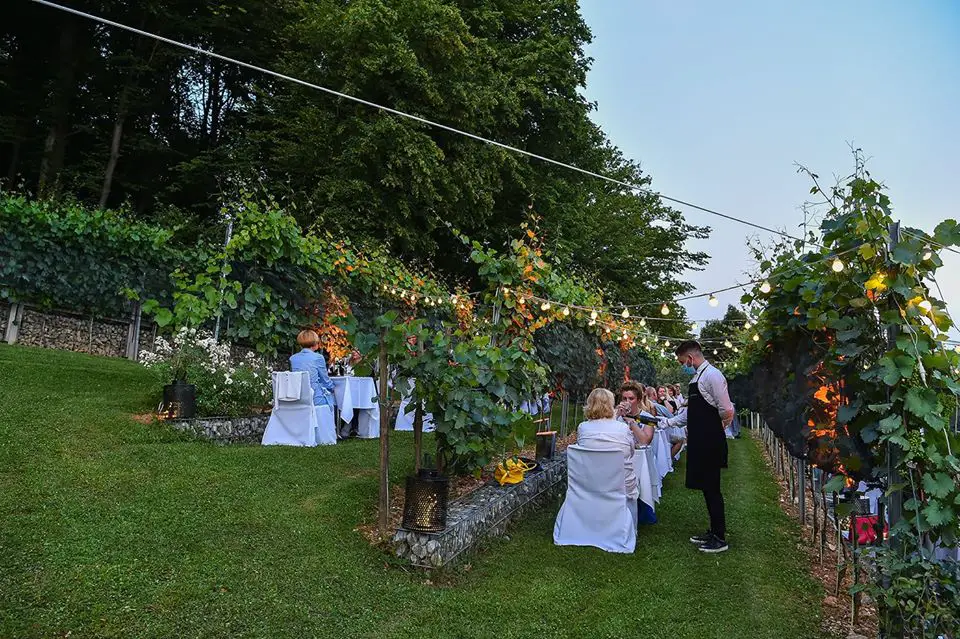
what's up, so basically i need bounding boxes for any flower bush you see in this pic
[139,328,272,418]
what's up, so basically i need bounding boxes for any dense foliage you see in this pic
[1,0,706,310]
[732,157,960,636]
[0,190,180,316]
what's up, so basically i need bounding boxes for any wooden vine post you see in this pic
[378,330,390,536]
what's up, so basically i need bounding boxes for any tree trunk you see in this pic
[38,17,79,195]
[377,332,390,536]
[99,113,125,208]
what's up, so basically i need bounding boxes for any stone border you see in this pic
[392,454,567,568]
[167,415,269,444]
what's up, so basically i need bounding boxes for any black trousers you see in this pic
[702,486,726,540]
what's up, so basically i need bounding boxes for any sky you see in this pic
[578,0,960,331]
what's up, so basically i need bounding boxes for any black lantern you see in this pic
[159,381,196,419]
[535,431,556,460]
[401,470,449,532]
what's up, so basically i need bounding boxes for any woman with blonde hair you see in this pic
[577,388,648,510]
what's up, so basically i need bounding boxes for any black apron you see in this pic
[685,366,728,491]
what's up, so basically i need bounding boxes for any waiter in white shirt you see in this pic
[662,340,734,553]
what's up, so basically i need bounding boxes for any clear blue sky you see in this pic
[579,0,960,329]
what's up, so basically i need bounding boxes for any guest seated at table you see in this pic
[577,388,648,512]
[614,381,654,446]
[290,330,336,409]
[645,386,673,417]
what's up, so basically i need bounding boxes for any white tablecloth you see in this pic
[652,428,673,479]
[331,376,380,438]
[632,446,659,508]
[633,446,663,508]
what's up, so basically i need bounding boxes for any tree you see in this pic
[699,305,747,364]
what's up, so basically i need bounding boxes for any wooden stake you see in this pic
[377,332,390,536]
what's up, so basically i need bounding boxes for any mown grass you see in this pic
[0,344,826,638]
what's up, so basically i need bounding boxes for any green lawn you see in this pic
[0,345,825,638]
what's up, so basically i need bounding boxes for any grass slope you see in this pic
[0,345,824,638]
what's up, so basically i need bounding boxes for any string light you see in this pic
[639,318,646,327]
[660,304,670,316]
[540,301,551,311]
[517,296,525,305]
[713,349,718,355]
[590,309,599,320]
[953,345,960,353]
[641,336,647,344]
[621,308,630,318]
[562,307,570,317]
[918,299,932,312]
[690,321,698,332]
[708,294,719,307]
[759,281,772,294]
[665,340,671,348]
[752,334,760,342]
[588,319,596,327]
[733,347,740,353]
[390,288,397,295]
[831,258,844,273]
[923,248,933,261]
[724,340,733,348]
[743,321,752,330]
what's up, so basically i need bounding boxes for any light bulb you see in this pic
[450,295,458,304]
[734,347,740,353]
[690,322,698,332]
[588,319,596,327]
[517,296,525,305]
[760,280,772,294]
[562,307,570,317]
[713,349,718,355]
[540,302,551,311]
[641,336,647,344]
[724,340,733,348]
[831,258,844,273]
[665,340,671,348]
[660,304,670,316]
[744,321,751,330]
[605,327,611,334]
[753,334,760,342]
[954,345,960,353]
[390,288,396,295]
[923,248,933,261]
[621,308,630,318]
[708,294,719,307]
[590,309,598,320]
[639,318,646,327]
[919,299,932,312]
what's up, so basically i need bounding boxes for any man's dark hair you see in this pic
[674,340,702,357]
[619,380,644,398]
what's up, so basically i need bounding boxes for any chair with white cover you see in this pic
[314,404,337,445]
[262,371,318,447]
[553,445,636,553]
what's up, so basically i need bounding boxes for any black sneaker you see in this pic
[698,535,729,553]
[689,531,713,545]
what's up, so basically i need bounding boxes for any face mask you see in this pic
[681,359,697,375]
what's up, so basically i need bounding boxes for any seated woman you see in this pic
[646,386,674,417]
[614,380,655,446]
[577,388,649,525]
[290,330,336,410]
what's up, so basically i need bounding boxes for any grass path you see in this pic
[0,345,825,638]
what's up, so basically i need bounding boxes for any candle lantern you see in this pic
[401,470,449,532]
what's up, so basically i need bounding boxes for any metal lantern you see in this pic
[535,431,557,460]
[401,471,449,532]
[159,381,196,419]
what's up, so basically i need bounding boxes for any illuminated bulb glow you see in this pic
[562,307,570,316]
[590,310,599,320]
[760,281,772,294]
[660,304,670,316]
[639,318,646,327]
[540,302,551,311]
[708,294,719,307]
[831,258,844,273]
[753,334,760,342]
[690,322,698,331]
[923,249,933,261]
[621,308,630,318]
[724,340,732,348]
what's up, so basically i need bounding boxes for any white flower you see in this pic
[224,376,233,385]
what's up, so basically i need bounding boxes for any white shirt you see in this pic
[577,418,639,499]
[665,360,734,428]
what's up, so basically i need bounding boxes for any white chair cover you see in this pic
[262,372,318,447]
[315,404,337,446]
[394,397,436,432]
[553,445,636,553]
[274,371,302,401]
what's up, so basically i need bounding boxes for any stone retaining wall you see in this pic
[393,454,567,568]
[168,415,269,444]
